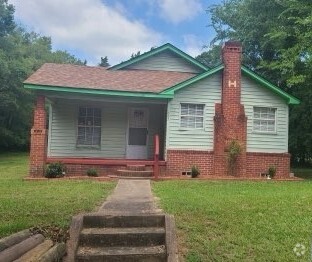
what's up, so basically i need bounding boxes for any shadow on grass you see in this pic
[292,168,312,179]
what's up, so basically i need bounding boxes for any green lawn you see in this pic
[2,153,312,260]
[0,152,115,238]
[153,180,312,261]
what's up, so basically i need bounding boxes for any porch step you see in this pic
[72,214,169,262]
[83,214,165,228]
[126,165,146,171]
[76,245,166,262]
[79,227,165,247]
[109,175,153,180]
[117,169,153,177]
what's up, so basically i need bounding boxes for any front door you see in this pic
[126,108,149,159]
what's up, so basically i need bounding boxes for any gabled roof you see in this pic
[161,64,224,95]
[161,64,300,105]
[24,63,195,98]
[24,59,300,104]
[109,43,209,71]
[241,66,299,104]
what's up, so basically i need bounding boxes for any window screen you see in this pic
[180,103,204,129]
[77,107,101,146]
[253,107,276,133]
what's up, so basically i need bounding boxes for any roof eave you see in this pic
[241,66,300,105]
[24,83,173,99]
[161,64,224,95]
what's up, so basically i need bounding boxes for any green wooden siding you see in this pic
[48,98,165,159]
[125,51,202,73]
[241,76,289,153]
[166,73,289,153]
[166,73,222,150]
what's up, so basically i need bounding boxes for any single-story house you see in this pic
[24,41,299,178]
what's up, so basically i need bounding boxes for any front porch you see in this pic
[30,94,168,178]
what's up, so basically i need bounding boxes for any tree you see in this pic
[0,1,84,151]
[130,51,141,59]
[205,0,312,165]
[98,56,110,67]
[195,45,222,68]
[0,0,14,37]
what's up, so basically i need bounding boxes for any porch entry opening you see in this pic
[126,108,149,159]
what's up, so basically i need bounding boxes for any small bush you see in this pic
[268,165,277,178]
[191,165,200,178]
[86,168,98,177]
[45,162,66,178]
[227,140,242,176]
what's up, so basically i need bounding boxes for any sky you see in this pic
[9,0,222,65]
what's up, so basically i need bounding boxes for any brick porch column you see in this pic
[214,42,247,176]
[29,95,47,177]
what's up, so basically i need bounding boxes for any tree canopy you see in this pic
[99,56,110,67]
[0,0,84,151]
[200,0,312,165]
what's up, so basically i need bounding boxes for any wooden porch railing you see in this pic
[154,134,160,179]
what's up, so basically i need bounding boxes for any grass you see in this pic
[153,180,312,261]
[0,152,116,238]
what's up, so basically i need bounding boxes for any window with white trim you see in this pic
[77,107,101,146]
[253,107,276,133]
[180,103,204,129]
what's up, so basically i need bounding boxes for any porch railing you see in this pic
[154,134,160,179]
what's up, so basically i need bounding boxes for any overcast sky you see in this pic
[9,0,222,65]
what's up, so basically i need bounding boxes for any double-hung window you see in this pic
[253,107,276,133]
[180,103,204,129]
[77,107,101,146]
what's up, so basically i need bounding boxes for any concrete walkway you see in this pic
[99,179,162,215]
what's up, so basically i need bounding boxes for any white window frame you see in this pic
[77,107,101,147]
[180,103,204,129]
[253,106,277,134]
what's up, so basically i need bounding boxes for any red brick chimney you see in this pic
[214,41,247,176]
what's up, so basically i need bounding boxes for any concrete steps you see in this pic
[70,214,175,261]
[79,227,165,247]
[77,245,166,262]
[117,165,153,178]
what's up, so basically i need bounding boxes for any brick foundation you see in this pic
[166,150,291,178]
[45,158,167,177]
[64,164,124,177]
[61,164,167,177]
[166,150,214,176]
[246,152,290,178]
[43,152,290,178]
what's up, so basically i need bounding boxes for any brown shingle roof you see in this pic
[24,63,196,93]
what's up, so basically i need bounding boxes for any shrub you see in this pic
[268,165,277,178]
[45,162,66,178]
[227,140,242,176]
[191,165,200,178]
[86,168,98,177]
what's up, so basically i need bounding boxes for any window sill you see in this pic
[178,128,206,133]
[76,145,101,150]
[252,131,277,135]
